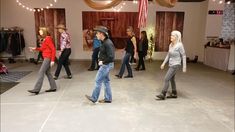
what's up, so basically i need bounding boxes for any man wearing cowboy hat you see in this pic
[85,26,115,103]
[54,24,72,80]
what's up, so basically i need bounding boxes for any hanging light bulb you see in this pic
[112,1,127,12]
[16,0,58,12]
[227,1,231,4]
[219,0,223,4]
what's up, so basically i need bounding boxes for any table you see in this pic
[204,46,230,71]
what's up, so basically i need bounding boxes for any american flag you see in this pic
[138,0,148,28]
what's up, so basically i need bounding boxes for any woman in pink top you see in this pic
[54,24,72,80]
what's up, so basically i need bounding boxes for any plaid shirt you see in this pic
[60,31,71,51]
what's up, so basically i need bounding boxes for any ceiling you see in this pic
[178,0,205,2]
[96,0,235,3]
[178,0,235,3]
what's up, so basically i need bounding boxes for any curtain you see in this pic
[82,11,139,51]
[155,11,184,51]
[34,8,66,50]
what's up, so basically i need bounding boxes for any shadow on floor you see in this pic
[0,82,19,94]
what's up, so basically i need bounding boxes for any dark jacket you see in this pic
[138,38,148,56]
[98,38,115,65]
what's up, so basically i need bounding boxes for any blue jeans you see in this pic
[89,47,100,69]
[162,65,180,94]
[118,53,132,77]
[91,62,114,102]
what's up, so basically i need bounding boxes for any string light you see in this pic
[133,0,138,4]
[219,0,223,4]
[112,2,126,12]
[16,0,58,12]
[212,0,232,5]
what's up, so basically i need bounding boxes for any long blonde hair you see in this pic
[171,30,182,44]
[39,27,50,38]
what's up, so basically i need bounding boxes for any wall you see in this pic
[1,0,208,61]
[205,0,225,37]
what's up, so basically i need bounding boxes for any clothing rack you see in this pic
[0,28,27,63]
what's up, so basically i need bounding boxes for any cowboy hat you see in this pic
[93,26,109,37]
[55,24,67,30]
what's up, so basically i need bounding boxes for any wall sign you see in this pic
[208,10,223,15]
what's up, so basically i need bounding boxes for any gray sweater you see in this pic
[162,42,186,70]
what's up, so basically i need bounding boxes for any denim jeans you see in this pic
[91,62,114,102]
[118,53,132,77]
[89,47,100,69]
[162,65,180,94]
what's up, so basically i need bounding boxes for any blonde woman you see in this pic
[28,27,57,95]
[156,30,186,100]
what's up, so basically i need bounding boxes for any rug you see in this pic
[0,71,32,82]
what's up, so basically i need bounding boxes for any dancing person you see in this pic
[85,26,115,103]
[135,31,148,71]
[156,30,186,100]
[115,26,137,78]
[54,24,72,80]
[28,27,57,95]
[88,29,101,71]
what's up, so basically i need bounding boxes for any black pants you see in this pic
[36,52,43,63]
[89,47,100,69]
[137,51,145,69]
[54,48,72,77]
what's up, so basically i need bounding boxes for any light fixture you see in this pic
[112,2,126,12]
[227,1,231,4]
[133,0,138,4]
[16,0,58,12]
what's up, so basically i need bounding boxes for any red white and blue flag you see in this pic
[138,0,148,28]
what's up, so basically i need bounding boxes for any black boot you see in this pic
[28,90,39,95]
[156,92,166,100]
[167,91,177,98]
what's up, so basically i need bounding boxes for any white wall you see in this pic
[1,0,210,61]
[205,0,225,37]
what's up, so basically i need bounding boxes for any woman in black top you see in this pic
[135,31,148,71]
[115,26,137,78]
